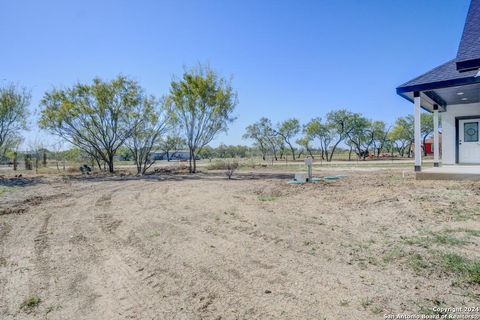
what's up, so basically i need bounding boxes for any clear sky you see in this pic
[0,0,471,148]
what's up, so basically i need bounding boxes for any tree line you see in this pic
[243,111,436,162]
[0,65,237,174]
[0,66,436,174]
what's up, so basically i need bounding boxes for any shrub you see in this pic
[20,295,40,310]
[207,160,229,170]
[225,160,239,179]
[66,166,79,173]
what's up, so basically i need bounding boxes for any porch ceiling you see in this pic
[398,81,480,113]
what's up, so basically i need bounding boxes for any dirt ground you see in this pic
[0,168,479,320]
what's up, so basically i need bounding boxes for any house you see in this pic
[396,0,480,179]
[150,150,199,161]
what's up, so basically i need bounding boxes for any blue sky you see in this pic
[0,0,471,148]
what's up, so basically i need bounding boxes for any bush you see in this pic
[207,160,229,170]
[66,166,79,173]
[206,160,239,178]
[225,160,239,179]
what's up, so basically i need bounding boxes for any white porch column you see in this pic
[433,105,440,167]
[414,92,422,171]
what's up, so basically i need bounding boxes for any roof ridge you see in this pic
[456,0,480,70]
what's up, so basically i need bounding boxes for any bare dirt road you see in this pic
[0,170,479,319]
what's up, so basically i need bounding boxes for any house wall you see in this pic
[441,102,480,164]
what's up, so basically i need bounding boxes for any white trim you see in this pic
[414,95,422,168]
[433,109,440,164]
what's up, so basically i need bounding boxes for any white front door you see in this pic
[459,119,480,164]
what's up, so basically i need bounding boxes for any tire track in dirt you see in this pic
[0,192,71,216]
[0,221,13,314]
[88,183,230,319]
[91,187,162,319]
[32,212,54,297]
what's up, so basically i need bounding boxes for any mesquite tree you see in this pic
[169,65,237,173]
[126,96,171,175]
[324,109,356,161]
[389,115,414,157]
[346,114,376,160]
[304,117,333,161]
[275,118,300,160]
[243,119,270,160]
[0,83,30,151]
[371,121,390,157]
[296,136,315,159]
[39,76,144,173]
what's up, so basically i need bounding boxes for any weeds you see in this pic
[258,195,277,202]
[401,232,465,248]
[360,297,373,309]
[417,300,447,316]
[433,206,480,221]
[444,228,480,237]
[370,305,383,314]
[149,230,161,238]
[45,304,62,314]
[339,299,349,307]
[387,226,480,285]
[382,245,405,263]
[407,253,430,272]
[20,295,40,310]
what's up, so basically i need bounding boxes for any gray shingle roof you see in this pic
[397,0,480,92]
[456,0,480,66]
[398,59,478,89]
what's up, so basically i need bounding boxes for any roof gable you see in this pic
[456,0,480,71]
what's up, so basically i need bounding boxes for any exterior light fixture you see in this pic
[457,92,465,95]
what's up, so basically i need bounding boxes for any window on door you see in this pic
[464,122,479,142]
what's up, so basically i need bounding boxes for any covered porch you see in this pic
[396,0,480,180]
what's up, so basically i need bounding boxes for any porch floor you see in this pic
[416,165,480,181]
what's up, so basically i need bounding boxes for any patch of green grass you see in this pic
[445,228,480,237]
[442,253,469,273]
[149,230,161,238]
[402,233,465,248]
[20,295,40,310]
[382,245,405,263]
[407,253,430,272]
[433,233,465,245]
[258,195,277,202]
[413,195,429,202]
[0,186,15,195]
[434,206,480,221]
[366,256,379,266]
[360,297,373,309]
[441,253,480,284]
